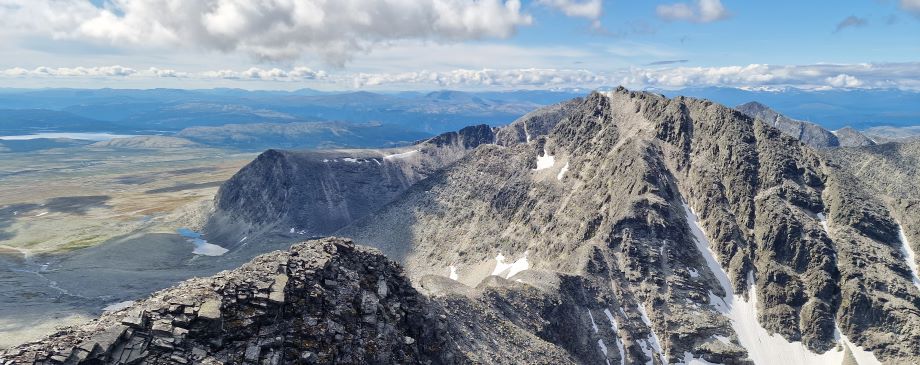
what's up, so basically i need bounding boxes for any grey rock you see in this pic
[736,101,842,148]
[834,127,876,147]
[204,124,497,247]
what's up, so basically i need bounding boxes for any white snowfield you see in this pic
[448,265,459,281]
[897,223,920,290]
[682,203,881,365]
[557,162,569,180]
[533,148,555,171]
[492,252,529,279]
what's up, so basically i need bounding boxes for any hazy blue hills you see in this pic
[657,87,920,130]
[0,87,917,152]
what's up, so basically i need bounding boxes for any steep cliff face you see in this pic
[342,89,920,364]
[204,125,496,246]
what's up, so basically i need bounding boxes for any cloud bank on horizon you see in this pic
[5,62,918,91]
[0,0,918,90]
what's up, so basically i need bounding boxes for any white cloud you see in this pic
[825,74,863,88]
[902,0,920,14]
[0,0,606,67]
[537,0,602,19]
[7,65,139,77]
[1,63,918,91]
[0,65,326,81]
[657,0,728,23]
[351,68,606,88]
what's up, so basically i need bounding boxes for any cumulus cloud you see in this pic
[825,74,863,88]
[0,65,327,81]
[834,16,868,33]
[351,68,606,88]
[352,63,920,90]
[1,65,138,77]
[656,0,729,23]
[0,0,542,66]
[537,0,602,19]
[2,63,918,90]
[212,67,327,80]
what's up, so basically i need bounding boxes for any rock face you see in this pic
[342,89,920,363]
[494,98,583,146]
[204,125,496,246]
[0,238,457,364]
[735,101,874,148]
[54,89,920,364]
[833,127,876,147]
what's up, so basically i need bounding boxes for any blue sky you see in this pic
[0,0,917,90]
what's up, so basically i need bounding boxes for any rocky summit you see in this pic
[5,88,920,365]
[0,238,457,364]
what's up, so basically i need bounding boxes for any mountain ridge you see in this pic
[7,88,919,364]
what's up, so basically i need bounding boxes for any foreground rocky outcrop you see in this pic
[0,238,457,364]
[0,238,645,365]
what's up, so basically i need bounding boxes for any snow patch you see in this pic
[384,150,419,160]
[492,252,529,279]
[603,309,619,332]
[834,323,882,365]
[683,203,855,365]
[448,265,459,281]
[588,310,599,333]
[637,304,666,364]
[817,212,830,234]
[713,335,731,345]
[35,212,48,217]
[688,267,700,278]
[557,162,569,180]
[533,148,555,171]
[602,308,626,365]
[342,157,359,163]
[103,300,135,312]
[897,223,920,289]
[598,338,608,356]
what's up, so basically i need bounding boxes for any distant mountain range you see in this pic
[0,87,917,153]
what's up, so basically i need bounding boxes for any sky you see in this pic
[0,0,918,90]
